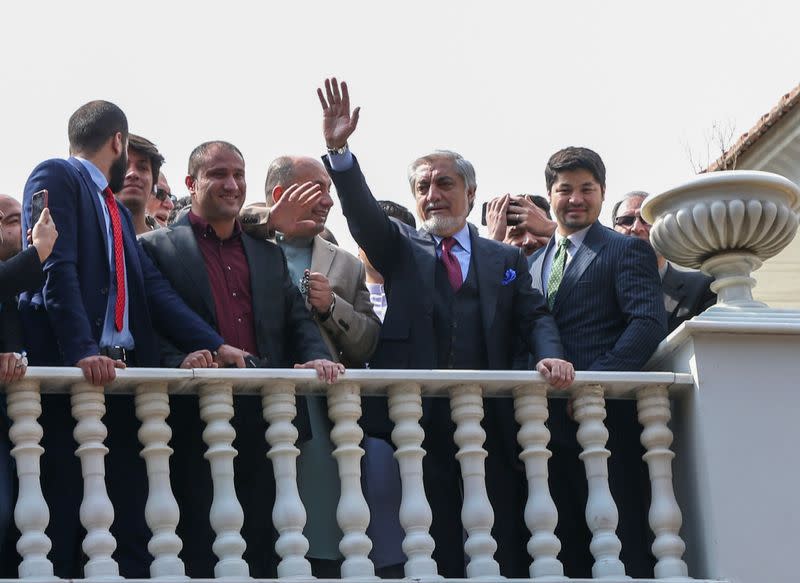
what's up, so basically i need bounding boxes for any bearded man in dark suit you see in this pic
[316,78,575,578]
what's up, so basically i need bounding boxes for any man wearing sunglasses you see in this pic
[612,191,716,332]
[147,171,176,228]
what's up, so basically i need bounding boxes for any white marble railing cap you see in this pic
[7,367,693,398]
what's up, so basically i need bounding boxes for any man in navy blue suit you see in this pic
[18,100,248,578]
[317,78,575,578]
[528,147,667,578]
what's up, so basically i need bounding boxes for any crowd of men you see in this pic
[0,77,715,579]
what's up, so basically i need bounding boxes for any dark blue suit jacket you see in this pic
[20,157,224,366]
[325,156,564,370]
[528,221,666,578]
[528,221,667,371]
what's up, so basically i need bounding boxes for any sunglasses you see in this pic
[614,214,649,227]
[155,187,177,204]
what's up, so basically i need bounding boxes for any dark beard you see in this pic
[108,150,128,193]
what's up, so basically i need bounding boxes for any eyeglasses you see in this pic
[614,214,649,228]
[155,187,177,205]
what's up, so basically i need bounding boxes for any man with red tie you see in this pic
[19,100,247,578]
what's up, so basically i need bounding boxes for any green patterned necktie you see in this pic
[546,237,571,309]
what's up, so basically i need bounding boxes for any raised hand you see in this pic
[32,207,58,263]
[270,182,323,236]
[317,77,360,149]
[486,194,510,242]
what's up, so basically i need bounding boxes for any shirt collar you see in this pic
[659,261,669,280]
[432,222,472,253]
[188,210,242,241]
[555,223,592,251]
[75,157,109,193]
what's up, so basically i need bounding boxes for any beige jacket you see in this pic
[241,203,380,367]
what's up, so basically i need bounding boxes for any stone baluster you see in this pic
[261,381,312,578]
[449,384,500,578]
[387,382,439,578]
[135,382,185,578]
[512,384,564,579]
[199,382,249,578]
[573,385,626,578]
[327,382,375,578]
[636,385,689,579]
[6,380,54,578]
[71,382,120,578]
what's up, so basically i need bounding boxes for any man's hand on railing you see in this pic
[213,344,249,368]
[0,352,28,384]
[179,349,217,369]
[294,359,345,384]
[535,358,575,390]
[76,354,126,386]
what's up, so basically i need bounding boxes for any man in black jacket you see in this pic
[140,140,341,577]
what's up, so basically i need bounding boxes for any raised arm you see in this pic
[317,77,403,276]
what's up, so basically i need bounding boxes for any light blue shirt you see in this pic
[76,158,134,350]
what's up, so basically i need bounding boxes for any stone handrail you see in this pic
[1,367,711,582]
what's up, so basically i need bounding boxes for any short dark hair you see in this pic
[68,100,128,155]
[187,141,244,178]
[611,191,650,222]
[264,156,295,204]
[378,200,416,228]
[128,134,164,187]
[544,147,606,193]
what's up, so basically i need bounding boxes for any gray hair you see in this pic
[264,156,296,205]
[611,190,650,222]
[407,150,477,194]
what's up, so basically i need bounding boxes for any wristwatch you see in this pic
[326,143,349,156]
[317,293,337,322]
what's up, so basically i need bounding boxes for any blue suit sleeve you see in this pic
[137,242,224,354]
[589,237,667,371]
[24,161,100,364]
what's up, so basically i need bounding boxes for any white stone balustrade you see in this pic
[636,385,688,579]
[71,381,120,579]
[573,385,626,579]
[135,381,185,579]
[387,382,439,579]
[449,383,501,578]
[198,381,249,578]
[0,368,701,583]
[327,382,375,579]
[513,383,563,580]
[261,381,312,578]
[5,379,53,579]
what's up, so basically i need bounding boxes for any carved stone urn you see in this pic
[641,171,800,309]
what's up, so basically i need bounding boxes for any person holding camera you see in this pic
[484,193,556,255]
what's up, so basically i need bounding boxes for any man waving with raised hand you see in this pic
[317,77,574,577]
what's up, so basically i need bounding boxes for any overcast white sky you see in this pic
[1,0,798,254]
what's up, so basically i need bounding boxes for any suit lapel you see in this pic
[661,263,684,316]
[69,157,110,255]
[413,227,438,315]
[242,233,269,329]
[552,222,605,314]
[310,235,335,276]
[470,224,503,335]
[171,216,217,323]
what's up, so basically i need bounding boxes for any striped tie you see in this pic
[546,237,570,309]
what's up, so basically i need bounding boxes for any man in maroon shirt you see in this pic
[140,140,342,577]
